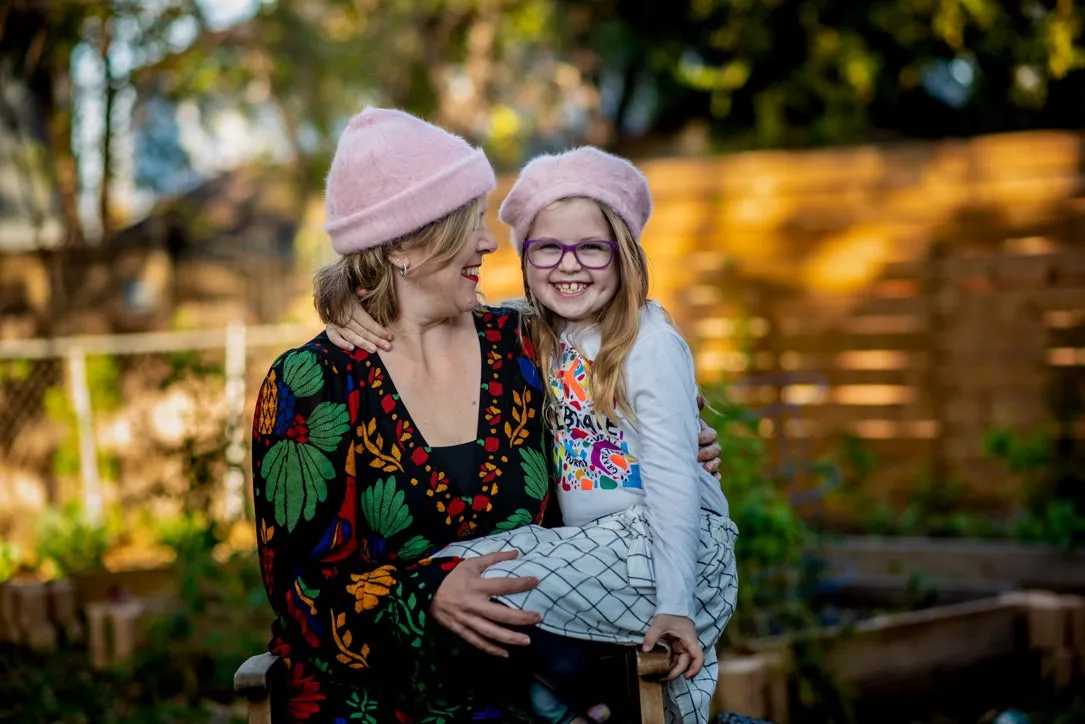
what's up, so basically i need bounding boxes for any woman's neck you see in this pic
[386,309,474,359]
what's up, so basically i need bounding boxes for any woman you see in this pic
[252,108,721,723]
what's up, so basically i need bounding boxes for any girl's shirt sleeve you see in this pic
[252,344,459,679]
[625,326,703,619]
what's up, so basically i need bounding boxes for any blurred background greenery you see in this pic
[3,1,1085,722]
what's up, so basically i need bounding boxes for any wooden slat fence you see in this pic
[479,131,1085,510]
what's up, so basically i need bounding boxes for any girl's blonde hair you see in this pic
[523,198,649,426]
[313,197,484,327]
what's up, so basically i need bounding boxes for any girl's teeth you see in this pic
[462,266,480,277]
[556,282,586,293]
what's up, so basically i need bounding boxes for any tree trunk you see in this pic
[98,11,114,242]
[43,72,84,249]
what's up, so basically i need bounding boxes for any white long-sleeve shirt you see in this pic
[550,302,729,618]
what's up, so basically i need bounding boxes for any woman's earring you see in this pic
[399,261,409,278]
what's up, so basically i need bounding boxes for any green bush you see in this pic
[702,388,819,641]
[132,516,270,704]
[985,426,1085,549]
[34,503,113,577]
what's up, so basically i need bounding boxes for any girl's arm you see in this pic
[325,290,392,353]
[325,303,726,483]
[626,328,704,621]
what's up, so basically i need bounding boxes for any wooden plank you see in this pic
[815,538,1085,591]
[1048,327,1085,347]
[1029,288,1085,311]
[775,332,929,353]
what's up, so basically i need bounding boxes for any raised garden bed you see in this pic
[713,591,1085,723]
[0,565,179,653]
[815,537,1085,594]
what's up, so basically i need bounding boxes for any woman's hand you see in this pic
[643,614,704,681]
[325,289,394,353]
[431,551,542,658]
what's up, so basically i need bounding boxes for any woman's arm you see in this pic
[253,345,538,677]
[253,345,450,678]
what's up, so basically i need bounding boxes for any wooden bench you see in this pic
[234,645,676,724]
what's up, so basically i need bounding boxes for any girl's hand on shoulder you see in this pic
[696,418,721,480]
[430,551,541,658]
[643,614,704,681]
[325,289,393,353]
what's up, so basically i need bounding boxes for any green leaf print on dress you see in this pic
[495,509,534,530]
[398,535,432,560]
[282,349,324,398]
[519,446,548,501]
[263,440,334,531]
[361,476,414,538]
[307,402,350,451]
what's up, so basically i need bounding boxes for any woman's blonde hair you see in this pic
[523,198,649,426]
[313,197,484,327]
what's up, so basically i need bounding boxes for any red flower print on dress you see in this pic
[285,663,326,720]
[484,436,499,452]
[286,414,309,444]
[348,388,361,423]
[485,329,502,342]
[488,381,504,396]
[471,494,491,511]
[381,394,396,414]
[411,447,429,466]
[447,498,466,518]
[347,347,371,362]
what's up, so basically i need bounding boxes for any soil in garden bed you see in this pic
[810,650,1080,724]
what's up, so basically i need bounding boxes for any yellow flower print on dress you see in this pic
[346,565,396,613]
[256,369,279,435]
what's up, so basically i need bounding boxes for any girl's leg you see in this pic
[512,627,625,723]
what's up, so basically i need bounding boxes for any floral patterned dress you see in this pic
[252,306,550,723]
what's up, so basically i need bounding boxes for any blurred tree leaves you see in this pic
[3,0,1083,247]
[561,0,1085,148]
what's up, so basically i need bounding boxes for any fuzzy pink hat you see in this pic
[498,146,652,252]
[324,108,496,255]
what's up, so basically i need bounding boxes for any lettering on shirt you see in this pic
[550,342,641,492]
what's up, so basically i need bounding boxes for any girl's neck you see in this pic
[559,316,597,337]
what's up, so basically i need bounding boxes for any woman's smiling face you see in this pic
[523,198,619,325]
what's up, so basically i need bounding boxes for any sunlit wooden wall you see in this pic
[479,131,1085,510]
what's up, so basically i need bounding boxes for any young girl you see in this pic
[329,148,738,724]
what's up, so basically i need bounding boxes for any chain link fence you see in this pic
[0,325,310,552]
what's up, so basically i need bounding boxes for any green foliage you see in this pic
[983,426,1052,473]
[983,425,1054,508]
[34,503,112,577]
[0,540,23,583]
[1011,499,1085,550]
[42,355,124,479]
[0,645,240,724]
[825,436,1007,539]
[134,517,269,703]
[565,0,1085,147]
[702,388,818,641]
[984,426,1085,548]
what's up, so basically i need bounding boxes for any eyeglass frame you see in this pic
[521,238,619,269]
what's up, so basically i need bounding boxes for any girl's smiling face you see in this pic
[523,198,619,325]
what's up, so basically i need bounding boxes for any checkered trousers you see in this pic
[437,505,739,724]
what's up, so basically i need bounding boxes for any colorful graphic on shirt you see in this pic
[550,342,641,491]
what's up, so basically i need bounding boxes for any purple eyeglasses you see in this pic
[522,239,618,269]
